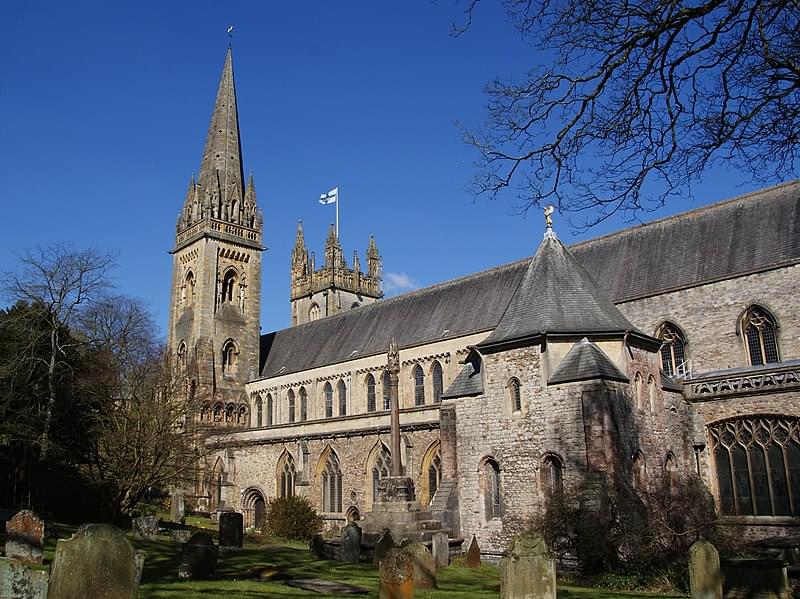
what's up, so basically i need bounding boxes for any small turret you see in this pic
[324,224,344,269]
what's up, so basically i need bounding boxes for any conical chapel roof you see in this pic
[476,231,639,353]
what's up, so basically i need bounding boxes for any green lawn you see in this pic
[26,518,686,598]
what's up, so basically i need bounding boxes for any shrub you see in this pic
[265,495,323,540]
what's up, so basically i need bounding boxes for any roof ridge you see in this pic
[569,178,800,251]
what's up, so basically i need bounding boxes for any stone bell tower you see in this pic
[167,48,264,426]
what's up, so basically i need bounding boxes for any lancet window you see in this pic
[321,452,343,513]
[657,322,687,377]
[366,374,376,412]
[432,361,443,403]
[324,383,333,418]
[413,365,425,406]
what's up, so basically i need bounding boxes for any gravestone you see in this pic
[340,521,362,563]
[47,523,142,599]
[689,539,723,599]
[178,532,217,580]
[465,534,481,568]
[720,557,789,599]
[170,489,185,523]
[0,557,49,599]
[310,534,326,559]
[171,528,193,544]
[379,547,415,599]
[373,529,396,567]
[403,541,437,589]
[500,533,556,599]
[432,532,449,569]
[132,515,159,540]
[4,510,45,565]
[218,511,243,548]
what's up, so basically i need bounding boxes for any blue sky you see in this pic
[1,1,791,336]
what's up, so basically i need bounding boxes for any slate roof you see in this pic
[548,338,629,385]
[441,359,484,399]
[477,233,637,353]
[259,180,800,378]
[570,180,800,302]
[258,261,526,378]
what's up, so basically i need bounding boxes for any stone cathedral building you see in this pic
[169,49,800,552]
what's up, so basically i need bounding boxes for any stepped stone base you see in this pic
[362,476,448,543]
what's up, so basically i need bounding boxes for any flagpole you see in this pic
[336,188,339,239]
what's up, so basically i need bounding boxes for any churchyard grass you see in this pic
[8,518,686,598]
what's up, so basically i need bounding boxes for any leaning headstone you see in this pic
[500,533,556,599]
[340,521,362,563]
[373,529,396,567]
[379,548,415,599]
[47,523,142,599]
[171,528,193,544]
[134,550,146,586]
[0,557,49,599]
[403,541,437,589]
[132,515,159,540]
[310,534,326,559]
[170,489,185,523]
[465,534,481,568]
[178,532,217,580]
[218,511,243,548]
[689,539,723,599]
[4,510,45,565]
[432,532,449,570]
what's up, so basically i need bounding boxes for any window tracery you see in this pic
[657,322,687,377]
[742,306,780,366]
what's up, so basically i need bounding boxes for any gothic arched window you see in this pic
[742,306,780,366]
[366,374,376,412]
[255,396,263,427]
[432,361,443,404]
[221,340,237,376]
[540,454,563,501]
[647,375,657,413]
[413,365,425,406]
[709,416,799,516]
[324,382,333,418]
[183,271,195,307]
[309,303,321,322]
[321,451,343,513]
[287,389,296,423]
[299,387,308,421]
[266,393,273,426]
[221,269,237,304]
[337,380,347,416]
[657,322,687,377]
[481,458,502,520]
[372,444,392,503]
[278,452,296,498]
[508,377,522,412]
[382,371,391,410]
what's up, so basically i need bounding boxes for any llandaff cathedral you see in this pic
[168,49,800,552]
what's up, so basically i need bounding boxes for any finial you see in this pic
[226,25,234,48]
[543,204,557,239]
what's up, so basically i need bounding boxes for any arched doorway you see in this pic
[242,487,268,529]
[254,496,266,529]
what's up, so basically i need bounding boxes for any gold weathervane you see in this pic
[544,205,554,229]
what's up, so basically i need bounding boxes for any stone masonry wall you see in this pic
[618,265,800,373]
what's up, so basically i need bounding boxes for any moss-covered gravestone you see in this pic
[47,524,142,599]
[373,529,396,567]
[403,542,437,589]
[465,534,481,568]
[218,511,243,548]
[500,533,556,599]
[0,557,49,599]
[432,532,449,569]
[178,532,217,580]
[379,547,415,599]
[688,540,723,599]
[340,521,362,563]
[4,510,45,565]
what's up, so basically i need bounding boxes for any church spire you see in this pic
[197,48,245,215]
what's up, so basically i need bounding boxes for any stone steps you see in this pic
[428,479,456,513]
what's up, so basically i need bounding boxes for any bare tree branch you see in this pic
[457,0,800,228]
